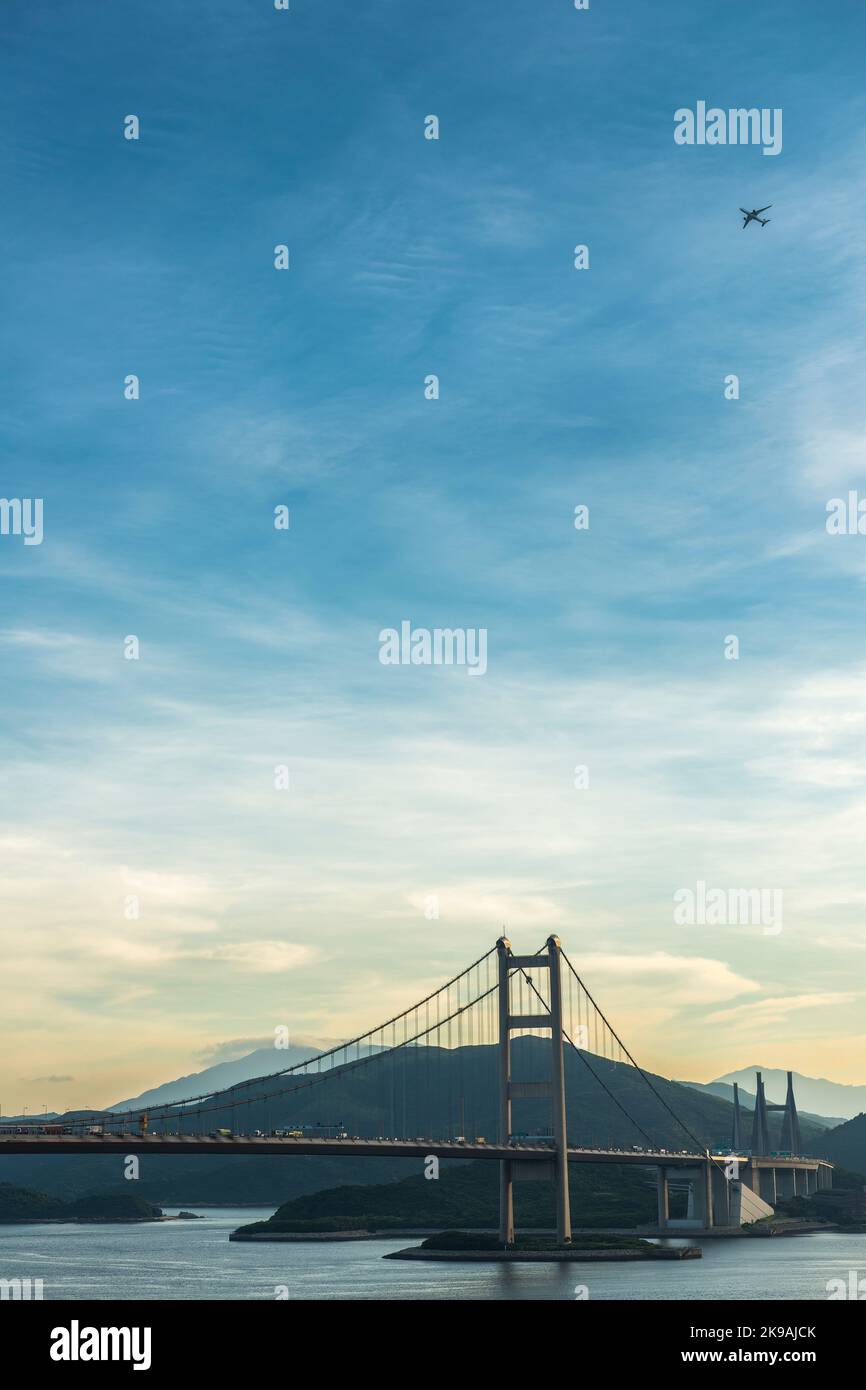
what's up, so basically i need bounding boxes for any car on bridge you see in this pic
[1,1124,76,1136]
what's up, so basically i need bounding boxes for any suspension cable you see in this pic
[74,969,501,1132]
[515,964,657,1148]
[94,945,498,1129]
[561,949,731,1172]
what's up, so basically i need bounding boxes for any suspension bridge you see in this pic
[0,937,832,1239]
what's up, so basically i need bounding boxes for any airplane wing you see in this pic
[755,206,772,214]
[739,208,750,215]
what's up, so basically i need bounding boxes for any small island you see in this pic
[385,1231,701,1262]
[230,1161,659,1242]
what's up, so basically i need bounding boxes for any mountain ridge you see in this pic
[710,1066,866,1121]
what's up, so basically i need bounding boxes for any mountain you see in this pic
[678,1079,844,1130]
[6,1037,727,1203]
[109,1043,347,1112]
[816,1113,866,1174]
[0,1152,418,1205]
[711,1067,866,1122]
[6,1043,837,1207]
[92,1038,833,1158]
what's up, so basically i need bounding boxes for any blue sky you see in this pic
[3,0,866,1112]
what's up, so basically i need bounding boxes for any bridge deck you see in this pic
[0,1134,831,1168]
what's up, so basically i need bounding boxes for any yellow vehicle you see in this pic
[474,1136,486,1145]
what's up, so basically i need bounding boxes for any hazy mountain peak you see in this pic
[710,1067,866,1121]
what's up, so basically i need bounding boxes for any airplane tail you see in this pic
[762,218,770,226]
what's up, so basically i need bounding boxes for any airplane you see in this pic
[740,205,771,228]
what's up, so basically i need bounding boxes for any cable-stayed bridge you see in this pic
[0,936,832,1238]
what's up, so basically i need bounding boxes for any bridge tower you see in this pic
[749,1069,801,1156]
[731,1082,742,1150]
[778,1071,802,1155]
[750,1072,770,1155]
[496,935,571,1245]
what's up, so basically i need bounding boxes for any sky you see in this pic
[3,0,866,1115]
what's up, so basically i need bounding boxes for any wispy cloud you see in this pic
[4,0,866,1108]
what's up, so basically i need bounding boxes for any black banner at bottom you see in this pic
[6,1298,862,1374]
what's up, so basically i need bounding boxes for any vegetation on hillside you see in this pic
[234,1158,658,1235]
[0,1182,163,1222]
[419,1230,651,1252]
[0,1183,65,1220]
[818,1113,866,1174]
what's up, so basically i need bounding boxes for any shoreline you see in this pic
[385,1246,702,1263]
[0,1214,198,1226]
[229,1219,842,1243]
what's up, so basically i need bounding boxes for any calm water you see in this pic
[1,1209,863,1300]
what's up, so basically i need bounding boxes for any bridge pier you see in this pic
[688,1167,709,1226]
[710,1161,730,1226]
[758,1167,777,1205]
[705,1158,714,1228]
[657,1167,669,1228]
[499,1159,514,1244]
[667,1165,711,1230]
